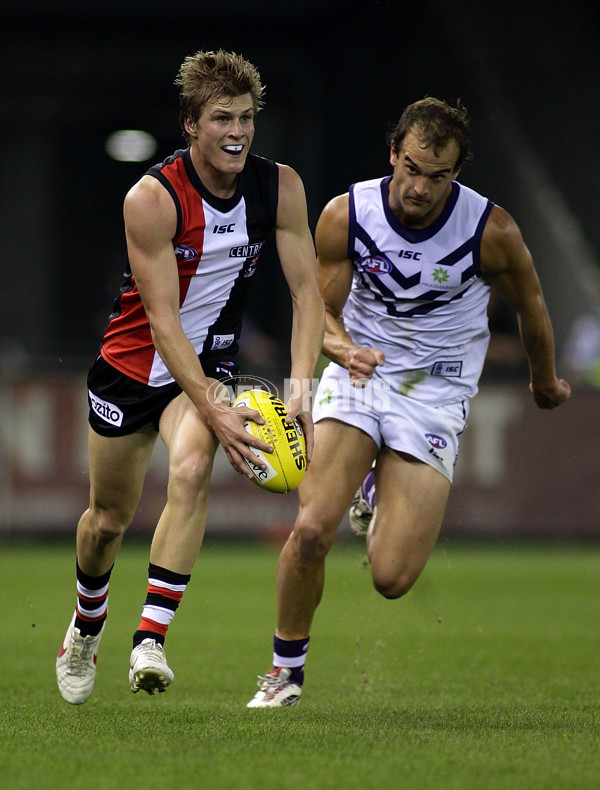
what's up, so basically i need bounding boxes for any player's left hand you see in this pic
[530,376,571,409]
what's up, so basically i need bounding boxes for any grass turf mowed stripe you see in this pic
[0,540,598,789]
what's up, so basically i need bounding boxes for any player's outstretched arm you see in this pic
[275,165,325,462]
[315,194,385,387]
[481,205,571,409]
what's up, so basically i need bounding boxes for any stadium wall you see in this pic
[0,373,597,540]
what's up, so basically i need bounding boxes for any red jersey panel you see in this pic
[100,149,278,386]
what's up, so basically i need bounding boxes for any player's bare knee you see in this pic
[87,506,130,544]
[371,568,415,600]
[292,520,334,564]
[168,452,212,501]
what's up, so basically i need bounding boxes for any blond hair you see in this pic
[175,50,265,143]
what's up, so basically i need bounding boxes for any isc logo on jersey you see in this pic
[233,389,307,494]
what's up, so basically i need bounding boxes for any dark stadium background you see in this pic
[1,0,599,539]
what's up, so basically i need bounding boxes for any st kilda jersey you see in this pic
[345,177,494,404]
[100,149,279,386]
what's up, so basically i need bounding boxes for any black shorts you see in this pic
[87,353,242,437]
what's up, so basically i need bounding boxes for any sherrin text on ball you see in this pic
[233,389,307,493]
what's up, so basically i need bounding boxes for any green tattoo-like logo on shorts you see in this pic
[318,387,334,405]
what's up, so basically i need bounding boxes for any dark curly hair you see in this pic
[387,97,472,171]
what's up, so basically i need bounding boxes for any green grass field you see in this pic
[0,538,598,790]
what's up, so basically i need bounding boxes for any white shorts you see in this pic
[313,363,469,483]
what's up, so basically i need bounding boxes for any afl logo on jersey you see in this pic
[358,255,392,275]
[174,244,199,261]
[425,433,447,450]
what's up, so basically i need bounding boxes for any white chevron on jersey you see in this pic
[148,199,251,386]
[345,178,493,404]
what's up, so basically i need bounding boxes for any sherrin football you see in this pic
[233,389,307,493]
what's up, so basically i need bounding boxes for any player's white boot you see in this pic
[56,611,105,705]
[349,487,374,537]
[247,667,302,708]
[129,638,174,695]
[348,468,376,537]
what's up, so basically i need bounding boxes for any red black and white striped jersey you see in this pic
[100,148,279,386]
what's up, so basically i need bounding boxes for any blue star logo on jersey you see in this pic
[432,266,450,284]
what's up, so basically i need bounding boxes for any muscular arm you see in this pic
[315,194,385,385]
[275,165,325,461]
[123,175,271,475]
[481,205,570,409]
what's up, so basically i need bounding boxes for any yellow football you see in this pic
[233,389,307,493]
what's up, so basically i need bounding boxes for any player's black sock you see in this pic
[273,634,310,686]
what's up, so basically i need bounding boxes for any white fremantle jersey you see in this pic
[345,177,494,404]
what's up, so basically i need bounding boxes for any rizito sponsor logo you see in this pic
[89,390,124,427]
